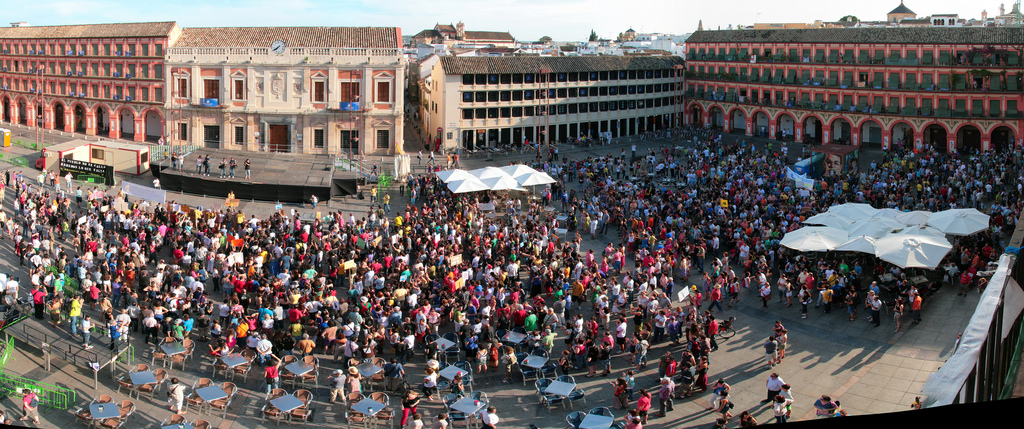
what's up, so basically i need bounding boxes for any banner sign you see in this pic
[122,181,167,204]
[60,158,114,186]
[339,102,360,111]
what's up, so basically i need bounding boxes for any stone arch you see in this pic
[727,107,746,133]
[1,95,10,122]
[141,108,164,142]
[859,118,884,146]
[71,103,88,133]
[990,125,1014,153]
[922,123,949,153]
[116,105,138,139]
[689,103,703,126]
[829,116,852,144]
[94,104,113,137]
[751,109,770,137]
[801,112,825,143]
[708,105,724,129]
[776,112,796,139]
[890,120,915,148]
[51,100,67,131]
[954,123,982,153]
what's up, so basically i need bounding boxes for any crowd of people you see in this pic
[2,120,1019,427]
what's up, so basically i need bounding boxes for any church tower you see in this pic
[697,20,704,31]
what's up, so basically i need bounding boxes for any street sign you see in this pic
[437,127,442,132]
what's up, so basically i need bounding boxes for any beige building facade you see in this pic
[165,27,404,155]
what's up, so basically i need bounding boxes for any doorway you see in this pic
[268,124,289,152]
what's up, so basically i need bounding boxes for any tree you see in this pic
[616,32,624,42]
[589,29,598,42]
[839,15,859,22]
[539,35,552,44]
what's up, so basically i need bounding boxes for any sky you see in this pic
[2,0,1011,42]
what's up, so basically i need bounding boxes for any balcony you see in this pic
[685,72,1022,95]
[689,92,1021,120]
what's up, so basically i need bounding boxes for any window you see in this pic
[462,74,474,85]
[155,44,163,56]
[141,44,149,56]
[233,79,244,100]
[204,125,221,145]
[154,88,163,102]
[103,44,110,56]
[103,63,110,76]
[314,129,325,148]
[339,82,359,102]
[462,109,473,119]
[141,88,149,101]
[92,44,99,55]
[141,64,149,78]
[154,65,163,79]
[234,126,245,144]
[375,129,390,149]
[92,148,105,160]
[313,81,325,102]
[340,130,359,149]
[197,80,218,101]
[376,81,391,103]
[475,92,487,102]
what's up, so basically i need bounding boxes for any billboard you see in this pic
[60,158,114,186]
[339,102,360,111]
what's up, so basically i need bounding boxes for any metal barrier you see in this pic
[0,371,77,410]
[150,144,201,163]
[921,213,1024,406]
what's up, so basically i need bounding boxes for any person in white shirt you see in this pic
[478,406,499,429]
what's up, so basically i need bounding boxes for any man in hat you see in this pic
[327,369,347,404]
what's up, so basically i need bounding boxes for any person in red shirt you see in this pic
[264,354,282,394]
[911,295,923,324]
[636,388,652,424]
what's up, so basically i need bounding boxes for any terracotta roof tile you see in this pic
[173,27,399,48]
[440,55,684,75]
[0,22,178,39]
[686,27,1024,45]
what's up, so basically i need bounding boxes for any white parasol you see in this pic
[467,166,511,180]
[827,203,880,219]
[833,235,877,254]
[926,208,990,236]
[435,169,471,183]
[447,176,490,194]
[843,216,904,239]
[803,212,854,229]
[498,164,539,179]
[893,225,947,239]
[874,234,953,270]
[895,210,932,226]
[480,175,525,191]
[780,227,850,252]
[512,171,557,187]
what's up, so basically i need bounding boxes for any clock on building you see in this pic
[271,40,287,55]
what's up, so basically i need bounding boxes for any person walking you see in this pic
[327,369,347,404]
[167,377,186,414]
[653,377,674,417]
[81,315,93,349]
[19,388,39,425]
[761,373,785,404]
[401,390,420,427]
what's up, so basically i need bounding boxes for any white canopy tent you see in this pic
[927,208,990,236]
[874,234,953,270]
[447,177,490,194]
[780,227,850,252]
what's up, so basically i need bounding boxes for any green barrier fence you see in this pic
[0,371,76,410]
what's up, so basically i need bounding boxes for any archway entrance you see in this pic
[777,113,795,140]
[923,124,948,153]
[74,105,86,133]
[753,111,769,137]
[891,122,913,150]
[860,120,882,147]
[53,103,65,130]
[145,110,163,142]
[831,118,851,144]
[119,109,135,140]
[802,116,822,144]
[991,126,1014,153]
[690,105,703,126]
[708,106,723,129]
[96,107,110,136]
[957,125,981,153]
[17,100,27,125]
[1,97,9,122]
[730,109,746,133]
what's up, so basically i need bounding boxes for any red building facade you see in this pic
[0,22,180,142]
[684,27,1024,152]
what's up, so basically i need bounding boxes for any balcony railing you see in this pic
[686,92,1020,120]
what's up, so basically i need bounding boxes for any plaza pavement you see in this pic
[0,131,979,428]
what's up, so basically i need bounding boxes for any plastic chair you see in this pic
[93,394,114,404]
[162,414,188,426]
[566,411,586,429]
[345,410,370,429]
[469,391,488,404]
[588,407,613,417]
[193,419,212,429]
[72,406,92,427]
[289,406,313,426]
[116,375,134,396]
[535,378,552,395]
[517,353,538,384]
[231,361,252,383]
[453,361,474,391]
[531,349,549,357]
[208,383,236,419]
[443,393,468,425]
[268,388,288,401]
[130,363,150,373]
[211,358,230,379]
[370,391,390,408]
[557,375,576,384]
[295,389,313,406]
[346,392,365,407]
[567,388,587,407]
[262,404,285,426]
[282,355,299,365]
